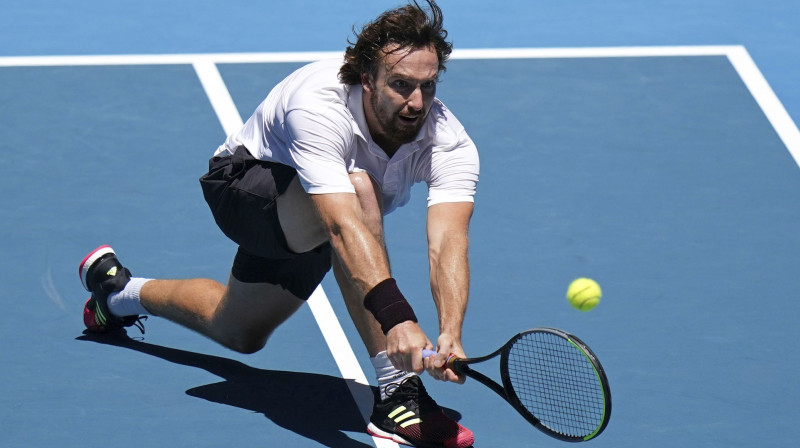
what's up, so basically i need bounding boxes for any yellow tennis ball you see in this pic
[567,278,602,311]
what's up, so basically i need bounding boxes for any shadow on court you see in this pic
[76,331,465,448]
[76,331,373,448]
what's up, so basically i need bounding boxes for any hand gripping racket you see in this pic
[423,327,611,442]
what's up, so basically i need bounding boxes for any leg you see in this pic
[80,244,306,354]
[277,175,329,253]
[139,275,304,354]
[85,151,326,351]
[142,148,323,353]
[149,171,378,354]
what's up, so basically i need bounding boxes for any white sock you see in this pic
[370,350,417,401]
[107,277,151,317]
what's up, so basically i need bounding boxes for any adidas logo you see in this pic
[95,305,108,325]
[388,406,421,428]
[106,266,117,277]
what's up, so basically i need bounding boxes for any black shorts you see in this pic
[198,146,331,300]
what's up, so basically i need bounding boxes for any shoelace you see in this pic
[129,316,148,334]
[384,378,438,413]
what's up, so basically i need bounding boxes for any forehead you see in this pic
[377,44,440,79]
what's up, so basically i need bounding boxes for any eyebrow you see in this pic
[386,71,440,84]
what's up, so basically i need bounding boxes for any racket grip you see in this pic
[421,349,460,370]
[422,349,437,358]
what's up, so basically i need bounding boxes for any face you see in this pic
[362,44,439,153]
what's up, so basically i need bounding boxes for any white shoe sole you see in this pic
[367,422,415,446]
[79,245,115,291]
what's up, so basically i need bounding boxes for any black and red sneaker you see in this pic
[79,245,144,333]
[367,376,474,448]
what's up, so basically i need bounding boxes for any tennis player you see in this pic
[79,1,477,446]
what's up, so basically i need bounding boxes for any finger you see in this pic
[410,351,424,374]
[445,368,466,384]
[423,357,440,380]
[423,353,436,370]
[435,352,448,369]
[388,351,407,373]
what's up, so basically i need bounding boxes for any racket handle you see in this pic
[422,349,437,358]
[421,349,460,370]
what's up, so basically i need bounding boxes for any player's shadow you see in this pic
[77,331,463,448]
[77,331,373,448]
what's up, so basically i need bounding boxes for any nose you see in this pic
[407,86,423,111]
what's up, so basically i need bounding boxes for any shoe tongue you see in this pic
[384,375,421,398]
[400,375,423,392]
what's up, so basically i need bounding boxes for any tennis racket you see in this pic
[423,327,611,442]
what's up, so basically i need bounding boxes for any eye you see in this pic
[421,80,437,90]
[391,79,409,89]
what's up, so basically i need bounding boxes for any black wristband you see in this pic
[363,278,418,334]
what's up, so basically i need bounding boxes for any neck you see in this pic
[373,135,400,158]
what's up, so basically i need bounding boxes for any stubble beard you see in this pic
[370,92,425,148]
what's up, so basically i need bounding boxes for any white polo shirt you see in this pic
[217,58,479,215]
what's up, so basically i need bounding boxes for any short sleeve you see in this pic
[284,107,357,195]
[427,128,480,207]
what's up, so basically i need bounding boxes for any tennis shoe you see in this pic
[79,245,145,333]
[367,376,474,448]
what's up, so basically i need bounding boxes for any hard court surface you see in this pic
[1,1,799,447]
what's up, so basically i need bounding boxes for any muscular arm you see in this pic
[311,190,432,372]
[425,201,473,382]
[311,192,390,293]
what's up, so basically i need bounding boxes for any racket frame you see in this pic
[448,327,611,442]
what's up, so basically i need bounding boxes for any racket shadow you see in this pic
[76,330,373,448]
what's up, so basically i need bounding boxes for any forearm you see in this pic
[427,202,473,341]
[312,180,430,373]
[426,226,470,383]
[329,219,391,293]
[429,235,470,339]
[312,193,391,295]
[314,192,420,335]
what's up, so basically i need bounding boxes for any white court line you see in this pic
[451,45,736,59]
[0,45,737,66]
[726,47,800,168]
[192,60,244,137]
[2,45,798,168]
[0,51,341,66]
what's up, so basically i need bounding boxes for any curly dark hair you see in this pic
[338,0,453,85]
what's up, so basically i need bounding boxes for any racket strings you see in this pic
[506,332,605,438]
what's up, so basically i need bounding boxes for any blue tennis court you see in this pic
[2,1,799,447]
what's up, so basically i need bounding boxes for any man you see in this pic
[80,1,478,447]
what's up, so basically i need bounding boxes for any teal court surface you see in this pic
[2,2,799,447]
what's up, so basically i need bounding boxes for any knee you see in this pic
[229,338,268,355]
[211,318,273,354]
[220,331,270,355]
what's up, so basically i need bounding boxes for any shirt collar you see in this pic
[346,85,369,144]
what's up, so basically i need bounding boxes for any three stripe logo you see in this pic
[388,406,421,428]
[94,304,108,325]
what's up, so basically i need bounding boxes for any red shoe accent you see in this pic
[418,410,474,448]
[83,298,105,332]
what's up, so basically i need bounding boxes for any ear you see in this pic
[361,72,373,92]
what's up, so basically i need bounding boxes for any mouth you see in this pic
[397,113,422,126]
